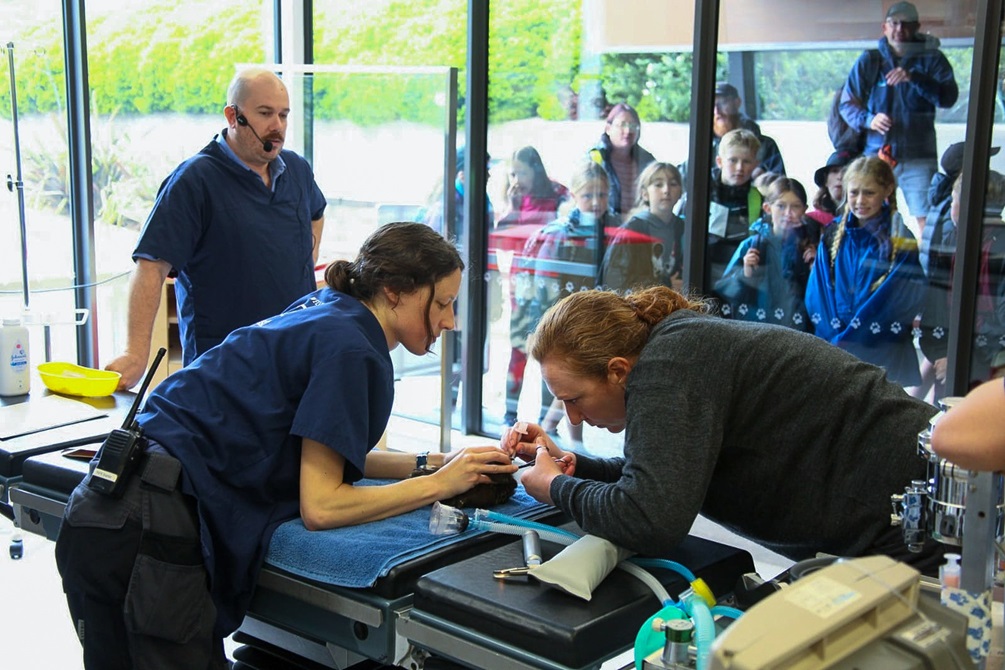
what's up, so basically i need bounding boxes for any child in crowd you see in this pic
[805,156,926,387]
[505,162,613,429]
[496,145,569,228]
[707,128,762,285]
[601,161,685,292]
[714,177,815,331]
[807,150,854,228]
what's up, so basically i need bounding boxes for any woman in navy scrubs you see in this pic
[56,222,517,669]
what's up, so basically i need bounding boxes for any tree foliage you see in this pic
[0,0,985,127]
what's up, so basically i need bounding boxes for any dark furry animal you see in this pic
[409,466,517,508]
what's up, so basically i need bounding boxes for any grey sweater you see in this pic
[550,310,937,562]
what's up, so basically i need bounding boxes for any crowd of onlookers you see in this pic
[419,1,1004,435]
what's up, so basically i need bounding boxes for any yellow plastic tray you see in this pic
[37,362,121,397]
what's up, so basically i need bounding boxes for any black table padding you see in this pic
[21,447,93,495]
[413,531,754,668]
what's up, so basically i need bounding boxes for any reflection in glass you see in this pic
[806,156,927,387]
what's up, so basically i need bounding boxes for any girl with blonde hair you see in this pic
[601,161,685,292]
[805,155,926,386]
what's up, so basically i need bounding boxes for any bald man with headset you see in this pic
[106,67,327,388]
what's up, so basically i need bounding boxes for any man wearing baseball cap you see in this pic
[710,81,786,178]
[838,1,958,233]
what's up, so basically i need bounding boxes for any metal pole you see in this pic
[946,0,1003,395]
[5,43,31,311]
[461,0,489,435]
[961,470,997,592]
[440,66,458,453]
[62,0,99,367]
[682,0,720,293]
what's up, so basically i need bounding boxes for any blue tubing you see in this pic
[475,508,581,541]
[710,605,743,620]
[682,590,715,670]
[468,518,577,546]
[629,557,698,583]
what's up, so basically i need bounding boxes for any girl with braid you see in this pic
[805,156,926,386]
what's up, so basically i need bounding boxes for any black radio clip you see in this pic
[87,348,166,498]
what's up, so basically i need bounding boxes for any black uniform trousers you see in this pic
[55,444,228,670]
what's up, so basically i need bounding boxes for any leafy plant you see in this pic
[19,113,156,227]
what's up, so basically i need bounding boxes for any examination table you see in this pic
[12,447,754,670]
[1,391,131,517]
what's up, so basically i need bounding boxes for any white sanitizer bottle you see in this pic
[0,318,30,396]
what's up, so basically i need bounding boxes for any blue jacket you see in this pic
[840,35,958,161]
[714,218,813,331]
[805,206,926,386]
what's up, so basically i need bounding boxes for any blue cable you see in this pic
[710,605,744,620]
[475,508,582,541]
[629,557,698,583]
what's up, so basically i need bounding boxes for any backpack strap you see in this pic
[748,188,762,226]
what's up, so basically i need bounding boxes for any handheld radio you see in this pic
[87,348,166,498]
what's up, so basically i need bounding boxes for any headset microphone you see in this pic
[233,106,274,152]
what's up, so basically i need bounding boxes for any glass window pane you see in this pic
[0,1,73,368]
[708,3,971,401]
[486,0,694,453]
[88,0,269,385]
[313,0,467,431]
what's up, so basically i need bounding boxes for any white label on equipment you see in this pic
[92,468,118,482]
[784,576,862,618]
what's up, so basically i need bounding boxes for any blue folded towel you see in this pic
[264,480,549,588]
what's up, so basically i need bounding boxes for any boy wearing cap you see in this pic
[839,1,958,233]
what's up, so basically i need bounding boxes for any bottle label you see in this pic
[10,343,28,371]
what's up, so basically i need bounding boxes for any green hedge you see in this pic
[0,1,986,126]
